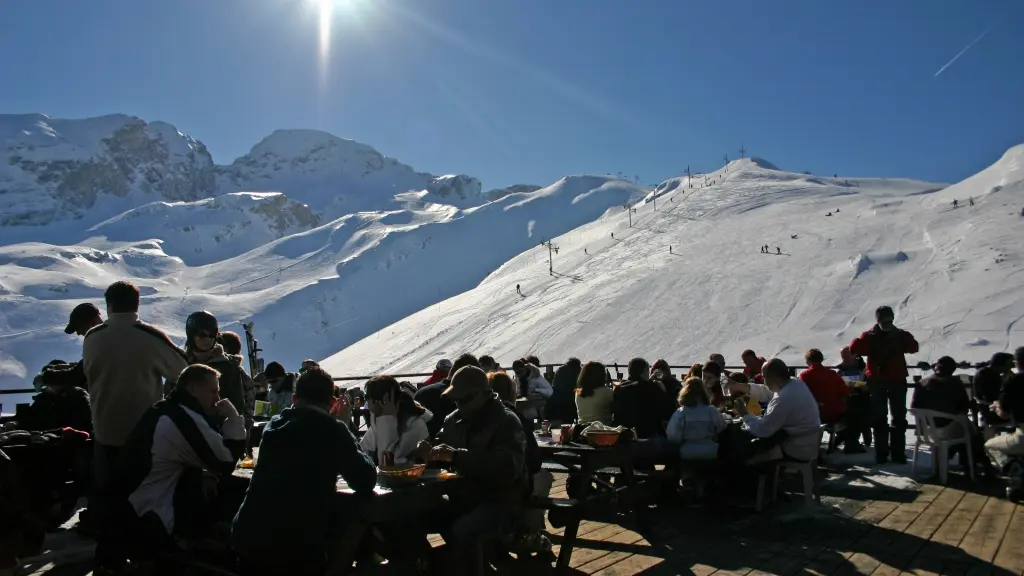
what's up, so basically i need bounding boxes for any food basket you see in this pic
[583,429,621,447]
[377,463,426,487]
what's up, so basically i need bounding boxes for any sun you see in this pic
[311,0,365,64]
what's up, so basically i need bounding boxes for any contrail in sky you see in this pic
[933,22,998,77]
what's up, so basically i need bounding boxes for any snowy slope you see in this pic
[0,173,646,396]
[321,147,1024,377]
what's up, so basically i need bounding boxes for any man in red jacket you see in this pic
[850,306,919,464]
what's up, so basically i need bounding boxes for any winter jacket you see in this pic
[420,369,448,389]
[18,386,92,434]
[232,405,376,563]
[799,364,851,423]
[666,404,728,460]
[974,367,1006,405]
[359,410,432,466]
[187,345,254,426]
[998,373,1024,424]
[912,374,970,428]
[849,325,919,382]
[743,379,822,461]
[611,379,676,439]
[414,380,456,439]
[652,371,682,402]
[118,392,246,535]
[436,395,527,511]
[545,363,581,423]
[744,357,766,384]
[835,358,866,381]
[502,401,542,478]
[266,373,298,416]
[515,365,553,420]
[83,312,189,446]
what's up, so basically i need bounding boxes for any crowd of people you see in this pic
[1,286,1023,575]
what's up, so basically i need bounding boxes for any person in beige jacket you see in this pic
[83,280,188,571]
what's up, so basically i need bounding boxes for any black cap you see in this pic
[64,303,101,334]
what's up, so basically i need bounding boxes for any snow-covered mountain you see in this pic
[322,146,1024,376]
[0,115,484,232]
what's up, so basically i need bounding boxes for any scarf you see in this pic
[167,386,223,431]
[187,343,225,364]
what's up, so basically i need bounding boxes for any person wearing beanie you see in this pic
[420,358,453,389]
[262,361,297,416]
[184,311,255,435]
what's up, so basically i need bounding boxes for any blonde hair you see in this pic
[679,377,709,407]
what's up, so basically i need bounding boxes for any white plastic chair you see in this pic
[771,425,826,507]
[910,408,975,484]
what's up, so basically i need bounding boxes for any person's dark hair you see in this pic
[577,361,607,398]
[218,331,243,355]
[651,359,670,374]
[488,371,516,403]
[729,372,750,384]
[875,305,895,321]
[627,357,649,380]
[479,355,497,371]
[104,280,140,313]
[686,364,703,379]
[449,353,480,379]
[679,377,709,407]
[804,348,824,365]
[294,368,335,406]
[934,356,958,375]
[709,353,725,365]
[264,361,286,380]
[762,358,789,382]
[741,349,757,360]
[365,375,426,426]
[175,363,220,394]
[512,358,525,373]
[701,360,722,377]
[399,381,417,396]
[525,355,540,367]
[565,357,582,369]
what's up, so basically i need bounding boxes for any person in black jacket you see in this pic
[414,353,479,439]
[19,361,92,434]
[545,358,581,425]
[975,353,1015,426]
[612,358,676,439]
[416,366,527,576]
[232,367,376,576]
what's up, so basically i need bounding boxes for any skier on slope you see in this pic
[969,197,974,206]
[953,199,959,209]
[516,284,522,296]
[776,247,781,255]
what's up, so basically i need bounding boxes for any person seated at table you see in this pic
[511,359,553,426]
[16,360,92,434]
[112,364,246,568]
[975,352,1015,428]
[359,375,432,466]
[914,357,995,478]
[799,349,865,453]
[487,371,551,555]
[651,359,682,400]
[701,361,727,407]
[834,346,866,380]
[576,361,614,426]
[730,359,822,464]
[231,367,376,576]
[612,357,676,440]
[667,378,727,460]
[416,366,527,576]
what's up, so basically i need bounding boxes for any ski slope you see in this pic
[322,147,1024,376]
[0,174,646,398]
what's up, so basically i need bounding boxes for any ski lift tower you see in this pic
[539,239,559,275]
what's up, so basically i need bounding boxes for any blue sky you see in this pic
[2,0,1022,190]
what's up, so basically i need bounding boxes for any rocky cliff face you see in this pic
[1,116,486,230]
[1,114,215,226]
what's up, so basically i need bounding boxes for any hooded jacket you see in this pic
[186,344,253,422]
[359,409,433,466]
[850,325,919,382]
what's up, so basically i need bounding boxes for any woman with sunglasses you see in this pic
[359,375,431,466]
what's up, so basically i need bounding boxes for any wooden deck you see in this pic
[19,470,1024,576]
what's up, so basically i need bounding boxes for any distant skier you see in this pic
[791,234,798,240]
[827,212,832,217]
[584,248,588,255]
[953,199,959,209]
[969,197,974,206]
[835,208,840,213]
[669,246,673,254]
[516,284,522,296]
[611,232,615,239]
[776,247,781,255]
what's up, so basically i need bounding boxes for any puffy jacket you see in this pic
[666,404,727,460]
[849,325,919,382]
[799,364,850,423]
[515,365,553,420]
[420,369,448,389]
[437,395,527,511]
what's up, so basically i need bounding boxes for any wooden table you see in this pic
[231,465,462,574]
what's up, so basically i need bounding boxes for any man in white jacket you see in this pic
[512,361,553,423]
[731,359,822,462]
[358,375,433,466]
